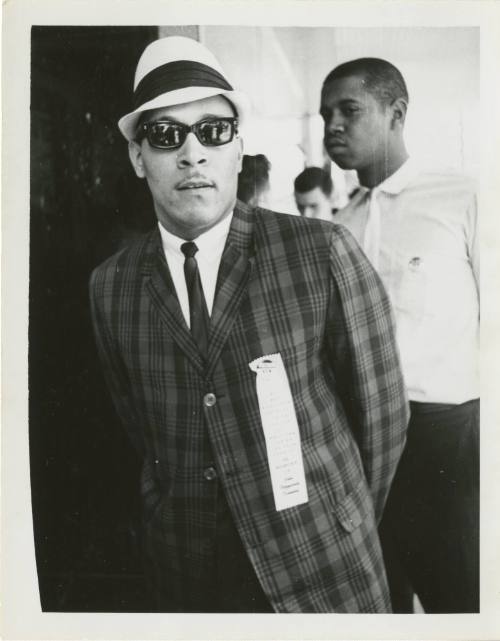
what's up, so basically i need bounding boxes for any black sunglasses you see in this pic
[137,117,239,150]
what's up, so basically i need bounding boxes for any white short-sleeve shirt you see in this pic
[335,158,479,404]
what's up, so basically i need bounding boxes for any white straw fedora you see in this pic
[118,36,250,142]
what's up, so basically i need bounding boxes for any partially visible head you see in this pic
[294,167,333,220]
[322,58,409,110]
[320,58,408,183]
[120,36,249,239]
[237,154,271,207]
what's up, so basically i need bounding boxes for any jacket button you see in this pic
[203,393,216,407]
[203,466,217,481]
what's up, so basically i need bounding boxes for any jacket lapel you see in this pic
[206,202,255,377]
[143,229,206,373]
[141,203,255,376]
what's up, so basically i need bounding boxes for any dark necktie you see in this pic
[181,241,210,357]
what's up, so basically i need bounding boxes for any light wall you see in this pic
[201,26,479,214]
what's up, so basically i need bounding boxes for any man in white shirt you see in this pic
[320,57,479,613]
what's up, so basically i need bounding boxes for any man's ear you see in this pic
[390,97,408,129]
[128,140,146,178]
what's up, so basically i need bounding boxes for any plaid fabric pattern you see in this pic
[90,201,409,612]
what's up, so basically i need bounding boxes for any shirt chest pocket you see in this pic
[391,249,466,320]
[387,252,429,324]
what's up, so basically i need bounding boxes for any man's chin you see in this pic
[176,195,216,219]
[182,206,231,237]
[327,153,354,170]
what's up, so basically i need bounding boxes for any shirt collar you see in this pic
[158,211,234,260]
[376,156,419,195]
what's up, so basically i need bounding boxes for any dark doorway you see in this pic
[29,26,158,612]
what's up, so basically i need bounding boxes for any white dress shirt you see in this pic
[363,186,382,270]
[335,158,479,404]
[158,213,233,328]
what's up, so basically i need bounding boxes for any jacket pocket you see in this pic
[333,479,374,533]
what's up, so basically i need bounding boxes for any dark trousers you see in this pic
[147,486,274,613]
[211,490,274,613]
[379,399,479,613]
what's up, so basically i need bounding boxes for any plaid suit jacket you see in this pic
[90,201,409,613]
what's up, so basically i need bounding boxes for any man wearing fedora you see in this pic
[90,36,409,613]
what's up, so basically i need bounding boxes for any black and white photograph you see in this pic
[2,1,500,639]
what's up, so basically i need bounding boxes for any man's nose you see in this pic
[176,132,207,167]
[326,111,345,133]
